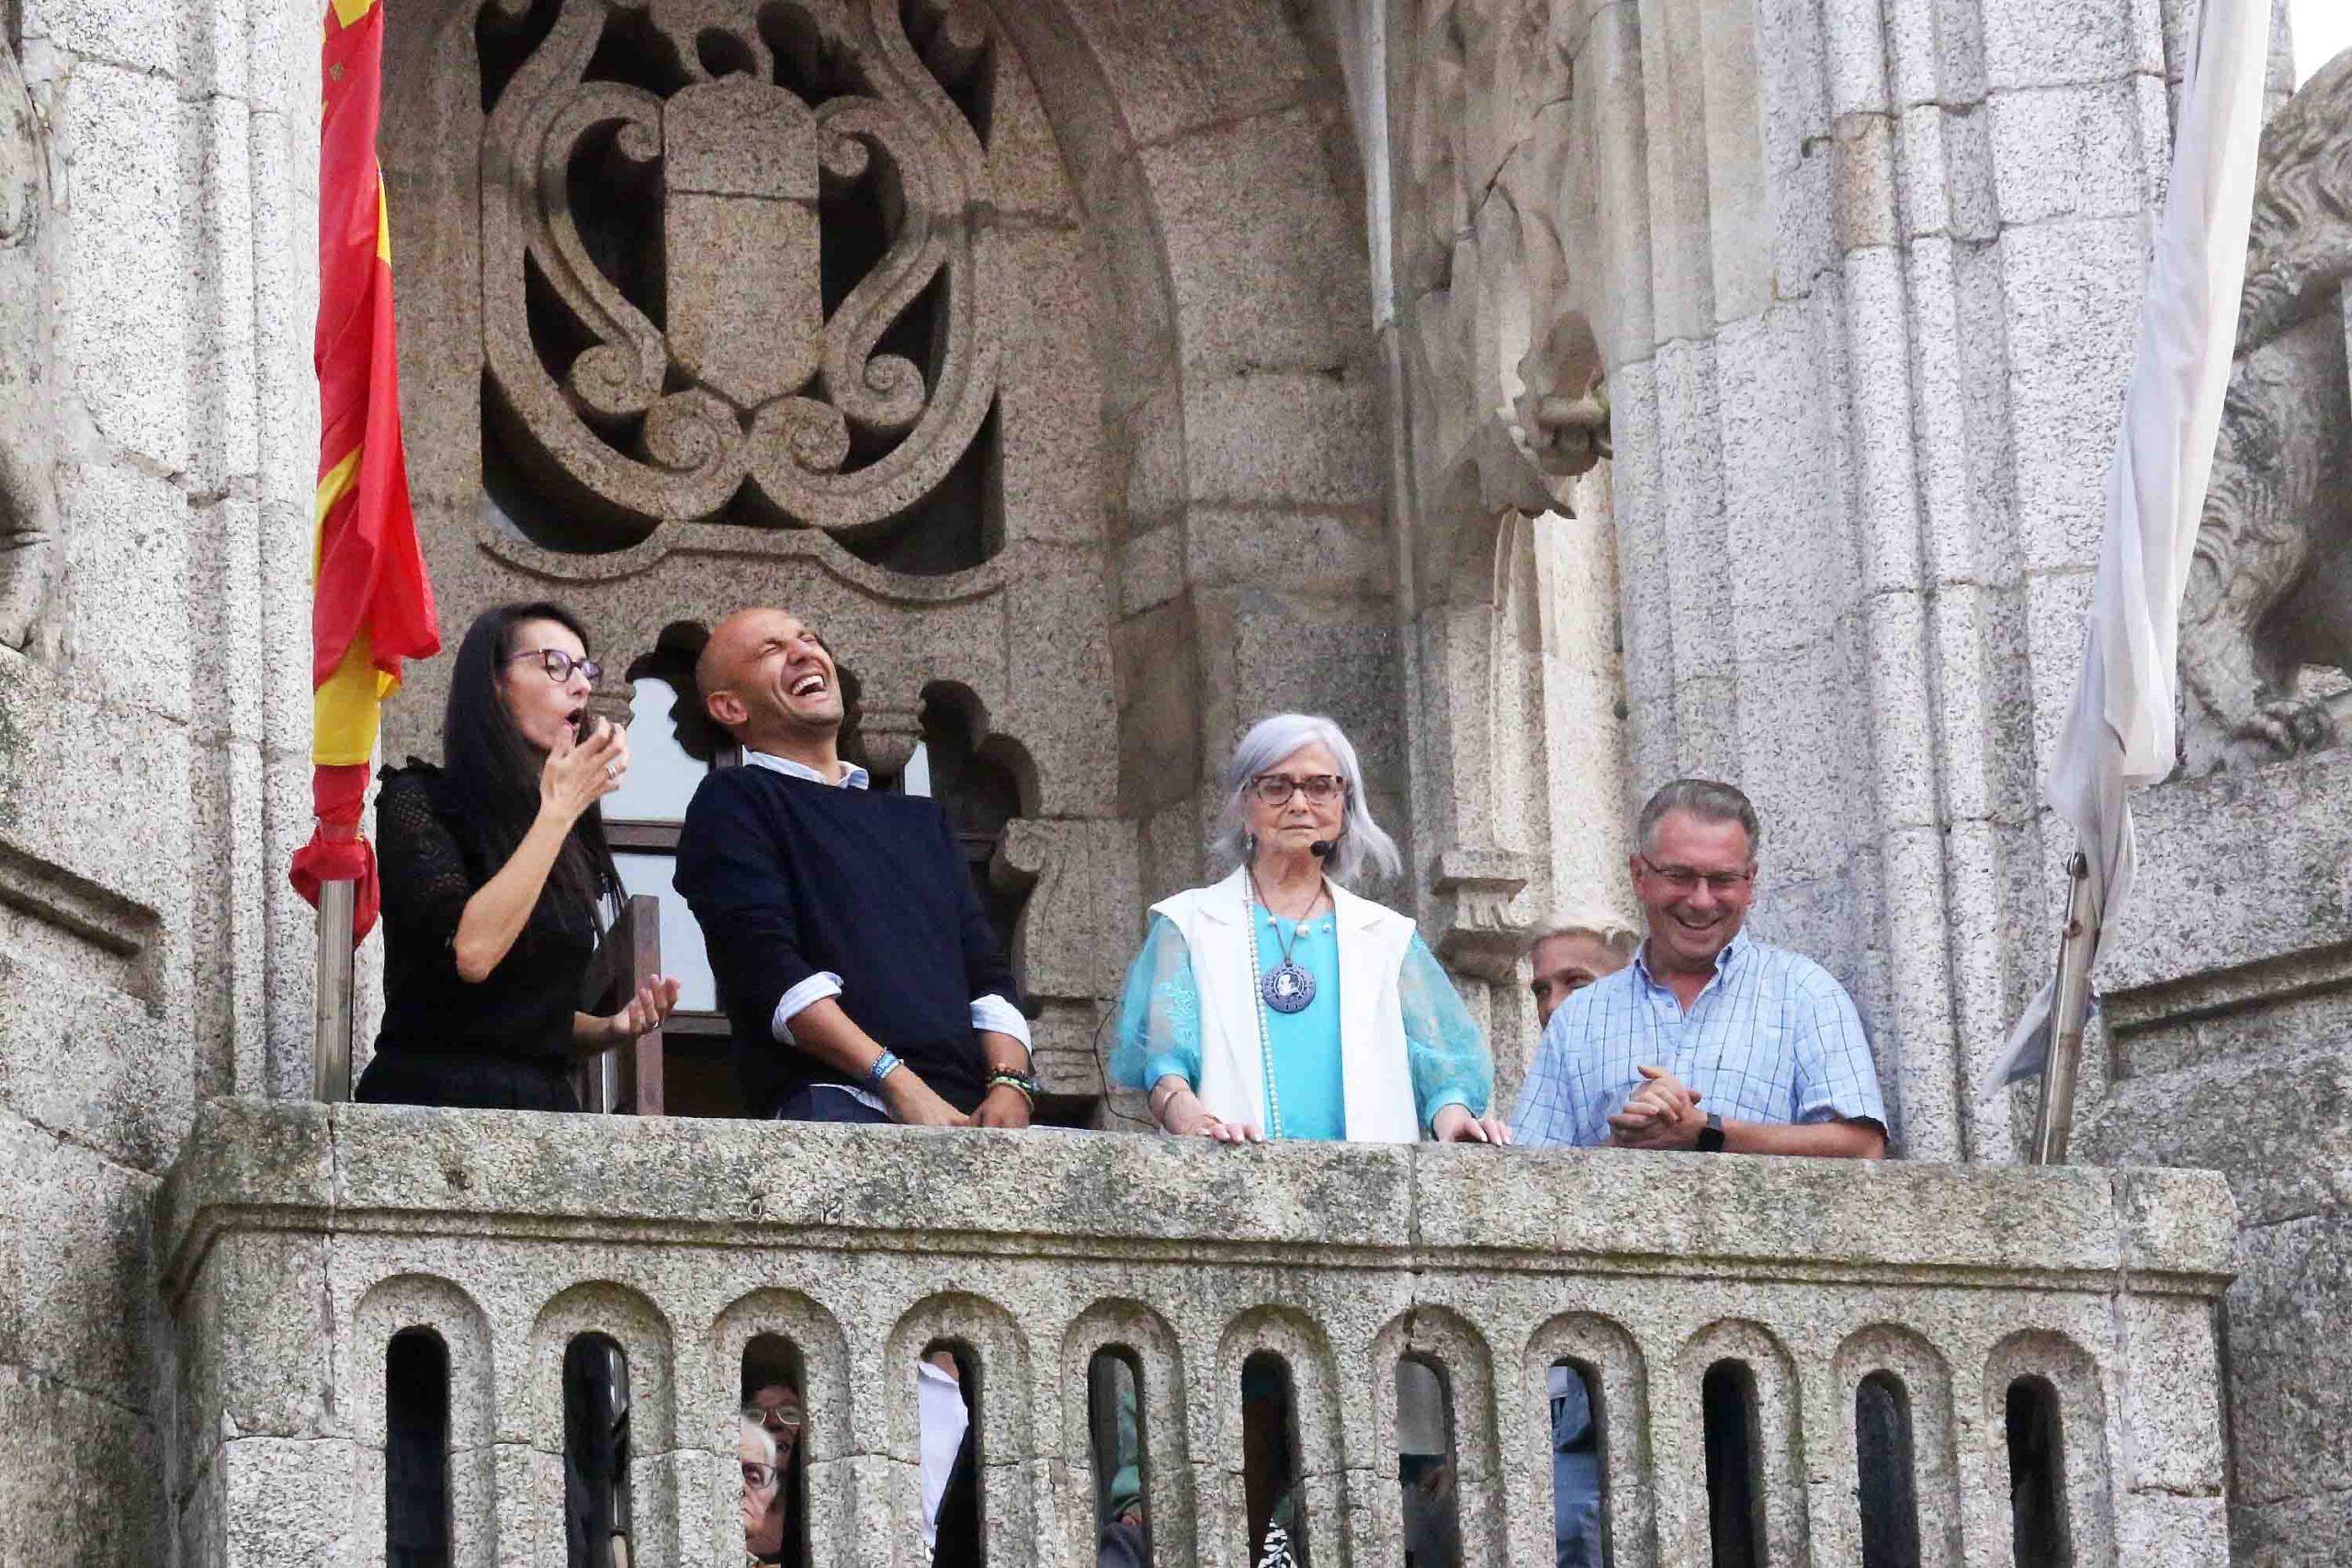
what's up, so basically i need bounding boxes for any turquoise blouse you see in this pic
[1109,910,1492,1139]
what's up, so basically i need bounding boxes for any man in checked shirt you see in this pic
[1513,778,1887,1158]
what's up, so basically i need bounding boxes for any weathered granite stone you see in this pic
[158,1100,2234,1567]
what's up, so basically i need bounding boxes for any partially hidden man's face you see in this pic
[1529,931,1630,1026]
[1629,808,1757,975]
[703,608,842,739]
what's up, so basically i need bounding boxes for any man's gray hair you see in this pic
[1635,778,1761,859]
[1212,713,1403,886]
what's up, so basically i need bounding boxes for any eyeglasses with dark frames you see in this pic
[507,648,602,684]
[740,1461,780,1491]
[1247,773,1346,806]
[1637,853,1754,895]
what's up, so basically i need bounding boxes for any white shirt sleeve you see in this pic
[771,972,844,1043]
[967,992,1033,1051]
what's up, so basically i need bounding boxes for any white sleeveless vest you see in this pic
[1148,866,1423,1143]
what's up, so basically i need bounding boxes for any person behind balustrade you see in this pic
[356,601,679,1111]
[1513,778,1887,1156]
[1521,918,1632,1568]
[673,605,1038,1128]
[740,1405,787,1566]
[1527,916,1638,1029]
[1109,711,1510,1146]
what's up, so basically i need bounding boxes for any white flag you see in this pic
[1980,0,2272,1098]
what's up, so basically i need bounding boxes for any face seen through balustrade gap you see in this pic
[1631,808,1757,977]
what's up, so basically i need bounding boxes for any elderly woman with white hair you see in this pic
[1110,713,1508,1144]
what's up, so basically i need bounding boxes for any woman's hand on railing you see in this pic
[1152,1078,1264,1143]
[1430,1104,1513,1145]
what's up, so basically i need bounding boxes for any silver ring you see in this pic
[605,761,619,781]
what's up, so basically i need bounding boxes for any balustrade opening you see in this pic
[2006,1377,2072,1568]
[1087,1348,1149,1564]
[1395,1357,1460,1567]
[919,1341,983,1567]
[1241,1350,1309,1566]
[562,1335,633,1568]
[1855,1372,1921,1568]
[1547,1359,1609,1567]
[741,1335,808,1567]
[1701,1360,1765,1568]
[385,1328,450,1568]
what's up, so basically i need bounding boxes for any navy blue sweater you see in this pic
[673,763,1022,1116]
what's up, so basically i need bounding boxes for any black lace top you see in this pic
[371,761,599,1070]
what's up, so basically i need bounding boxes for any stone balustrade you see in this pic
[159,1100,2234,1567]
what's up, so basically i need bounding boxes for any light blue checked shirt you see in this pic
[1512,931,1886,1148]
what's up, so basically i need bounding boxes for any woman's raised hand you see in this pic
[598,975,682,1044]
[541,715,627,823]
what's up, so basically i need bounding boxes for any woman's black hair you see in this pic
[440,601,622,925]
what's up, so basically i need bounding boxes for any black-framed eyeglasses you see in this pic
[508,648,601,683]
[740,1461,780,1491]
[1637,854,1754,895]
[1248,773,1346,806]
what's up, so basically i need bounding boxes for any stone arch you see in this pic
[1830,1323,1962,1568]
[519,1280,680,1567]
[348,1273,499,1568]
[883,1290,1034,1566]
[1662,1317,1808,1567]
[1522,1310,1655,1568]
[1983,1327,2116,1567]
[1212,1304,1346,1568]
[1057,1297,1193,1566]
[1368,1303,1504,1564]
[709,1288,854,1567]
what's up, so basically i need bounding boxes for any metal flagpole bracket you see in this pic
[313,880,357,1102]
[2028,852,2097,1166]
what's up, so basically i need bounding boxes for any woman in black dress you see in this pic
[356,601,680,1111]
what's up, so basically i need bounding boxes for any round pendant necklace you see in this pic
[1248,868,1323,1015]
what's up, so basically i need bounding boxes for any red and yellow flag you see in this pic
[290,0,438,937]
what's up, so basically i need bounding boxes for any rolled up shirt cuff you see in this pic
[968,992,1032,1051]
[773,972,845,1044]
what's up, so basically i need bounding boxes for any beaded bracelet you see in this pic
[987,1070,1038,1104]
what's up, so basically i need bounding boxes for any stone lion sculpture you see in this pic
[2178,47,2352,773]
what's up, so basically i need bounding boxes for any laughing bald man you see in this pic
[673,606,1037,1129]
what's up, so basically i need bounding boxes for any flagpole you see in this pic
[2027,853,2096,1164]
[312,876,357,1101]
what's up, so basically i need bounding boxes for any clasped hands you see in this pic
[1606,1064,1708,1149]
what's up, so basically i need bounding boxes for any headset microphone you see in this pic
[1308,840,1335,858]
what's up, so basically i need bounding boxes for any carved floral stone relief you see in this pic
[475,0,998,568]
[2180,45,2352,773]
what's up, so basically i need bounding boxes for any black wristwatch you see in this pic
[1696,1111,1726,1153]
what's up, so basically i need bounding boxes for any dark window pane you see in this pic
[1855,1372,1921,1568]
[386,1329,450,1568]
[2007,1377,2073,1568]
[562,1336,632,1568]
[1702,1361,1764,1568]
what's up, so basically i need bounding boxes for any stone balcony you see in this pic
[159,1100,2235,1567]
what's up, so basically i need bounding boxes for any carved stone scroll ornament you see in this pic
[2178,46,2352,773]
[0,36,56,652]
[477,0,998,547]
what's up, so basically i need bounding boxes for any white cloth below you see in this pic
[916,1359,969,1547]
